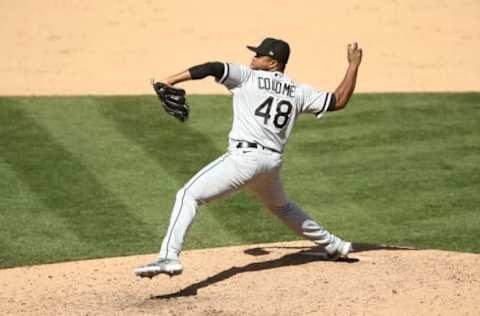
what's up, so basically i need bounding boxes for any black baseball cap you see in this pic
[247,37,290,64]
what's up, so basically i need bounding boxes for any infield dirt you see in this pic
[2,241,480,316]
[1,0,479,95]
[1,1,480,315]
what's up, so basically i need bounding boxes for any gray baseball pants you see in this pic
[159,141,339,260]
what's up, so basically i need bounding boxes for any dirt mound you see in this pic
[2,241,479,315]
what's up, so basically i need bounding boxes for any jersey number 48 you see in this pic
[254,96,293,129]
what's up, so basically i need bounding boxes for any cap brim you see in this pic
[246,45,259,53]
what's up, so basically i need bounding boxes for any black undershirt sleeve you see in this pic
[326,93,337,112]
[188,62,225,81]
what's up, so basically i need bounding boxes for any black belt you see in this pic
[235,141,281,154]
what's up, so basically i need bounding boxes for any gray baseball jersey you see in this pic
[218,63,334,152]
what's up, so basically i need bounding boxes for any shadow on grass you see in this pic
[151,249,358,300]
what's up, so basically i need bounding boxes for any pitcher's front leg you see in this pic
[247,171,352,259]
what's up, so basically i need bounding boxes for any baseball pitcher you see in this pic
[135,37,363,278]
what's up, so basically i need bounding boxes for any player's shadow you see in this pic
[351,242,418,252]
[151,242,417,300]
[243,242,418,257]
[151,248,359,300]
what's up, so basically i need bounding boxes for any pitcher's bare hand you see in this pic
[347,42,363,66]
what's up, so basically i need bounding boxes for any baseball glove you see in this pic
[152,81,189,122]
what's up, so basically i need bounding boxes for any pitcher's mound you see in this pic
[2,241,479,315]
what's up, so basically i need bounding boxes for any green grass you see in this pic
[0,93,479,268]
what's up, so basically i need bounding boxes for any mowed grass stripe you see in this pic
[0,159,66,267]
[0,93,479,268]
[24,96,179,231]
[0,102,156,267]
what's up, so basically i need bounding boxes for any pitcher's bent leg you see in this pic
[275,201,342,247]
[246,170,343,248]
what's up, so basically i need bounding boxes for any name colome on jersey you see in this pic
[257,76,296,98]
